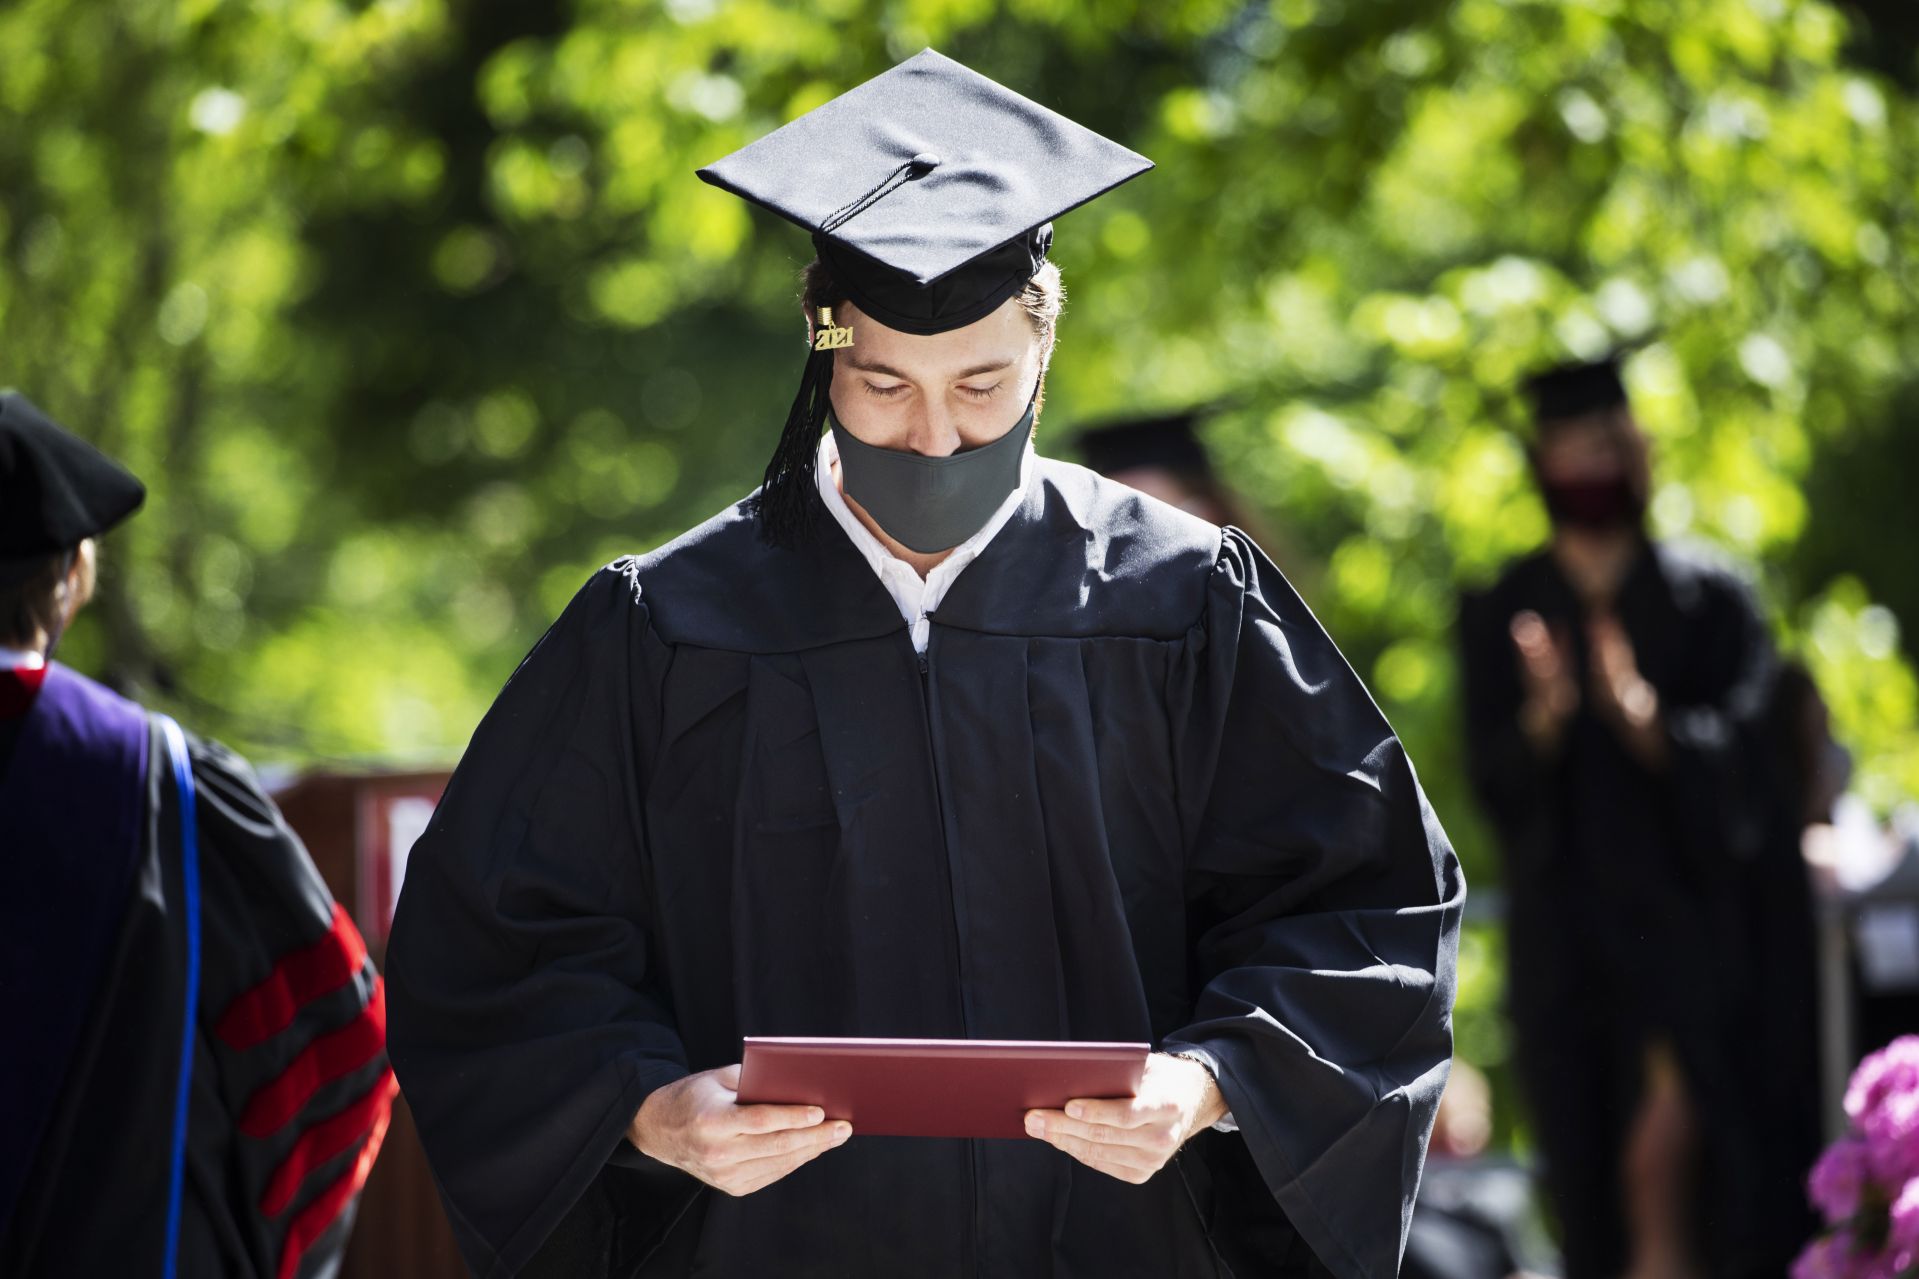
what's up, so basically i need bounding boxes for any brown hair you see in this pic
[0,541,94,649]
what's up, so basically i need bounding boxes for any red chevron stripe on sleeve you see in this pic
[274,1081,396,1279]
[216,904,370,1052]
[259,1068,399,1217]
[239,977,387,1139]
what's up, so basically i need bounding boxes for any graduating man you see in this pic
[1456,358,1815,1279]
[0,392,394,1278]
[388,51,1461,1279]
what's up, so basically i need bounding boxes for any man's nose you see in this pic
[903,402,963,458]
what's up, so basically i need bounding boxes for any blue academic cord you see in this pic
[157,717,201,1279]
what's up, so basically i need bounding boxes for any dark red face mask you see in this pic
[1540,475,1645,530]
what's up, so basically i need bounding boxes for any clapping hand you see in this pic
[1586,613,1668,768]
[1510,610,1578,753]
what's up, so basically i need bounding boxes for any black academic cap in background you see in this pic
[1522,355,1631,424]
[698,48,1153,336]
[0,391,146,564]
[1071,408,1217,478]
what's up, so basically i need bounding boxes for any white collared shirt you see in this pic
[814,429,1033,655]
[0,646,45,671]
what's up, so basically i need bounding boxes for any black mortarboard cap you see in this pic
[0,391,146,567]
[1072,408,1218,478]
[1523,356,1630,424]
[699,48,1153,337]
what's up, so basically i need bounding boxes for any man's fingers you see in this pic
[713,1136,848,1196]
[1047,1129,1148,1165]
[1591,626,1634,681]
[1026,1110,1178,1157]
[1040,1132,1157,1182]
[730,1102,829,1135]
[1586,624,1628,686]
[1510,611,1552,656]
[1510,613,1565,683]
[1060,1097,1169,1129]
[722,1120,851,1164]
[714,1064,742,1090]
[726,1158,820,1197]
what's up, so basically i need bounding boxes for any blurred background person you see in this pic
[1780,660,1919,1120]
[1071,404,1295,561]
[1456,356,1814,1279]
[1405,1060,1554,1279]
[1071,405,1257,529]
[0,391,394,1279]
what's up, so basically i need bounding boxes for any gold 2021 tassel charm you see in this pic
[813,306,854,351]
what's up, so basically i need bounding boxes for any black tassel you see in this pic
[750,344,832,547]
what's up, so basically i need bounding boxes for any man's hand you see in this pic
[1587,613,1668,770]
[1510,610,1578,754]
[1023,1053,1226,1185]
[628,1065,850,1197]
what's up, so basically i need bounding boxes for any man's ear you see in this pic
[63,539,98,620]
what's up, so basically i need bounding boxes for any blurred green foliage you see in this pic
[4,0,1918,1143]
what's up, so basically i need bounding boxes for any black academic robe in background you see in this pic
[0,664,393,1279]
[387,460,1463,1279]
[1457,541,1818,1279]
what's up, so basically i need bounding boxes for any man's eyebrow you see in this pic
[840,355,911,379]
[840,355,1016,381]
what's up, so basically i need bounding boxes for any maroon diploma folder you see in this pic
[737,1037,1151,1139]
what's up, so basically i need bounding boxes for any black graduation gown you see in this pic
[1456,540,1816,1278]
[386,459,1463,1279]
[0,663,392,1279]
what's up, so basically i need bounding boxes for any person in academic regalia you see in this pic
[386,50,1462,1279]
[1071,406,1258,532]
[0,392,394,1278]
[1456,358,1815,1279]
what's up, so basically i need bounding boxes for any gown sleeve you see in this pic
[1161,528,1464,1279]
[1454,585,1552,847]
[384,562,692,1278]
[179,733,394,1279]
[1658,564,1780,863]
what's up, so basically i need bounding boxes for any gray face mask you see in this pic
[830,400,1034,554]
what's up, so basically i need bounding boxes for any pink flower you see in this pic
[1861,1246,1914,1279]
[1798,1233,1919,1279]
[1847,1037,1919,1128]
[1890,1181,1919,1254]
[1792,1233,1855,1279]
[1860,1091,1919,1188]
[1811,1138,1877,1225]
